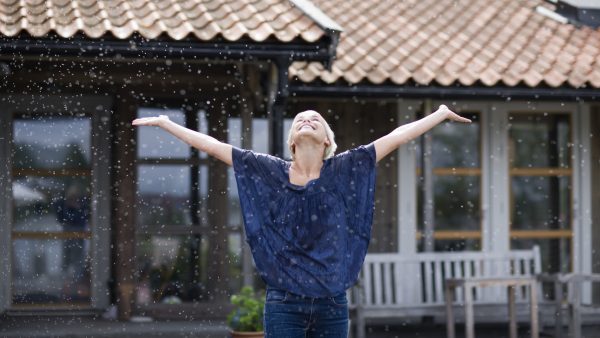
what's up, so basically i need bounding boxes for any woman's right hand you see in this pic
[131,115,170,127]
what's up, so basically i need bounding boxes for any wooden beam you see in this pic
[111,89,137,321]
[510,230,573,239]
[11,231,92,240]
[205,100,231,302]
[415,231,482,240]
[509,168,572,176]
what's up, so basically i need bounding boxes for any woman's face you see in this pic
[290,110,330,147]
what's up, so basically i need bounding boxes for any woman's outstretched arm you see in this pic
[132,115,233,166]
[373,105,471,163]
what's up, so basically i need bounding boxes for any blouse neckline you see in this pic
[284,158,331,190]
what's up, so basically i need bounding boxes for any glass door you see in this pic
[11,113,93,307]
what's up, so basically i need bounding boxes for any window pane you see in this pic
[197,110,208,158]
[417,239,481,252]
[511,176,571,230]
[136,165,191,227]
[12,239,91,304]
[13,177,91,232]
[228,117,242,148]
[433,175,480,231]
[432,113,479,168]
[136,235,206,304]
[227,233,243,291]
[137,108,189,159]
[283,118,293,160]
[509,114,570,168]
[13,116,91,170]
[254,118,270,153]
[512,238,571,273]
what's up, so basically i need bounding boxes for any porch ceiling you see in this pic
[290,0,600,89]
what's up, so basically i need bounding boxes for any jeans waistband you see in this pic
[265,286,345,300]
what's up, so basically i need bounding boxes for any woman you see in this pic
[132,104,470,337]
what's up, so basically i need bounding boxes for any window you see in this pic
[508,113,572,273]
[417,112,481,252]
[135,106,223,305]
[11,114,93,306]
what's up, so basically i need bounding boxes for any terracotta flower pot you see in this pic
[229,331,264,338]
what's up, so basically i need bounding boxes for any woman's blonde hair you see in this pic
[286,111,337,160]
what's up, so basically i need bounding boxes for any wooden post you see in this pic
[239,64,259,288]
[205,101,230,302]
[112,90,137,321]
[529,280,539,338]
[267,59,289,158]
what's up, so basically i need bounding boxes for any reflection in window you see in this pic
[135,107,248,305]
[509,113,572,274]
[13,177,91,232]
[137,108,190,159]
[136,165,191,227]
[12,239,91,304]
[433,175,480,231]
[136,235,207,304]
[13,116,91,169]
[509,114,570,168]
[10,114,93,307]
[512,176,570,231]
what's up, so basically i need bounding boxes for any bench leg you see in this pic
[464,285,475,338]
[445,283,455,338]
[529,281,539,338]
[355,306,366,338]
[508,285,517,338]
[554,280,564,338]
[570,281,581,338]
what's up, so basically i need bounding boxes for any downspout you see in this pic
[268,58,290,157]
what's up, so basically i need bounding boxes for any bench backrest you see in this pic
[355,246,541,307]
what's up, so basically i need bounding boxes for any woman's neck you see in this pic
[291,144,324,177]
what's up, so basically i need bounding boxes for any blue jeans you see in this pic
[264,288,349,338]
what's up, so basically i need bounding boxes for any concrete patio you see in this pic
[2,315,599,338]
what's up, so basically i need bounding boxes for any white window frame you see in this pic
[395,100,592,303]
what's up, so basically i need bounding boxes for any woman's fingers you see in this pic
[438,105,471,123]
[449,114,472,123]
[131,115,169,126]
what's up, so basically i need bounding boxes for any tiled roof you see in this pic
[0,0,326,42]
[290,0,600,88]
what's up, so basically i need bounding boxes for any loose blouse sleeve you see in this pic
[231,147,283,236]
[333,143,377,238]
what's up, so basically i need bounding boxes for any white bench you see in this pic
[351,246,541,338]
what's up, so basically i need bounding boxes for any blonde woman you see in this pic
[132,105,470,337]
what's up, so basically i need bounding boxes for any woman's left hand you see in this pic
[438,105,472,123]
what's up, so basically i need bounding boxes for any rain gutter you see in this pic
[289,84,600,101]
[0,36,335,64]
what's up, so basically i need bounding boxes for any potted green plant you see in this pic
[227,286,265,338]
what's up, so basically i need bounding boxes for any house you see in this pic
[0,0,598,325]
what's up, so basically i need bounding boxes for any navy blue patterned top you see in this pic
[232,143,377,297]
